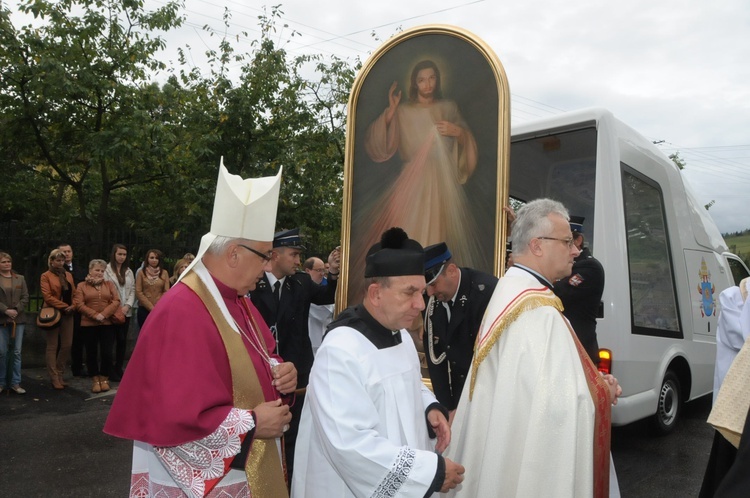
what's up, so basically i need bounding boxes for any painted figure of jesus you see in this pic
[350,60,483,303]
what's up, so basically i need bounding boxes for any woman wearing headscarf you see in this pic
[74,259,120,393]
[40,249,76,389]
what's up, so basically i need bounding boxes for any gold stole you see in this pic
[182,272,289,498]
[562,314,611,498]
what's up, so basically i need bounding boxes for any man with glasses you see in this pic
[249,228,340,481]
[303,257,334,356]
[105,162,297,497]
[444,198,620,498]
[421,242,496,418]
[553,216,606,366]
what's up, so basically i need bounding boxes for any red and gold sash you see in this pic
[563,314,611,498]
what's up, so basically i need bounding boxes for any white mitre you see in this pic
[179,158,282,280]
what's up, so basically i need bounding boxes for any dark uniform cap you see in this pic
[273,228,306,249]
[569,216,585,234]
[365,228,424,278]
[423,242,452,285]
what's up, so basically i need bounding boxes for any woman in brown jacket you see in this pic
[0,252,29,394]
[135,249,169,327]
[74,259,120,393]
[40,249,76,389]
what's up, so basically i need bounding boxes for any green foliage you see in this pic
[0,0,186,242]
[0,1,355,258]
[724,230,750,268]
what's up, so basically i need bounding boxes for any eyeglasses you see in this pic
[310,268,326,274]
[537,236,576,248]
[237,244,272,262]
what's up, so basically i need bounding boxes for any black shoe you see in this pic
[73,368,89,377]
[109,371,122,382]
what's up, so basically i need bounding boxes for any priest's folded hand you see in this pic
[441,458,465,492]
[253,399,293,438]
[272,361,297,394]
[602,373,622,405]
[428,408,451,453]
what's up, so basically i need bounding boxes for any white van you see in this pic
[509,108,750,433]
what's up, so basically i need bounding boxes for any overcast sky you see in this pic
[11,0,750,233]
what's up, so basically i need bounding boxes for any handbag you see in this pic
[708,338,750,448]
[36,306,61,329]
[111,308,126,325]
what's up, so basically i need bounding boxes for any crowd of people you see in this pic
[5,161,747,498]
[0,243,196,394]
[103,164,627,498]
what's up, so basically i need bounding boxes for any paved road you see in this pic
[2,367,715,497]
[613,394,713,497]
[1,368,131,497]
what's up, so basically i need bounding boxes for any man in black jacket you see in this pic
[249,228,339,480]
[422,242,497,416]
[58,243,88,377]
[553,216,605,366]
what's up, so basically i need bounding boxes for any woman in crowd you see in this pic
[135,249,169,327]
[74,259,120,393]
[40,249,75,389]
[169,258,189,286]
[0,252,29,394]
[104,244,135,382]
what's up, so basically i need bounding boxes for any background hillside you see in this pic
[724,230,750,267]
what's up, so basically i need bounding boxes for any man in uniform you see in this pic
[553,216,605,365]
[421,242,497,415]
[249,228,340,479]
[105,161,296,497]
[292,227,465,497]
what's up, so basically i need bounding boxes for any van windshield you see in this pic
[509,126,597,252]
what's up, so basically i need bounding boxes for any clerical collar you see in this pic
[325,305,402,350]
[206,273,240,300]
[512,264,554,290]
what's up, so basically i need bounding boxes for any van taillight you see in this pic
[598,349,612,375]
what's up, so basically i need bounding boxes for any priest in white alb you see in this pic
[292,228,465,497]
[444,199,620,498]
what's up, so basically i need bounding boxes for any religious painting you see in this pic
[338,25,511,308]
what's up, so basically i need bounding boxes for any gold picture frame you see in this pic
[338,25,510,309]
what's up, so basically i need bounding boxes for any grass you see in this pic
[724,232,750,267]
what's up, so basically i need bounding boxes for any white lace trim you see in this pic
[154,408,255,498]
[372,447,417,497]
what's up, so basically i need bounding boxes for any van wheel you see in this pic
[652,370,681,435]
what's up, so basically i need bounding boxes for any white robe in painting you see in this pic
[444,267,597,497]
[292,325,440,497]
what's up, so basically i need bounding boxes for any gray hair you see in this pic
[205,235,239,255]
[88,259,108,270]
[511,199,569,255]
[206,235,241,255]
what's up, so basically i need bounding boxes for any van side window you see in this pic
[622,167,682,338]
[727,257,750,285]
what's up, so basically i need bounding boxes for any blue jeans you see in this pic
[0,322,24,387]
